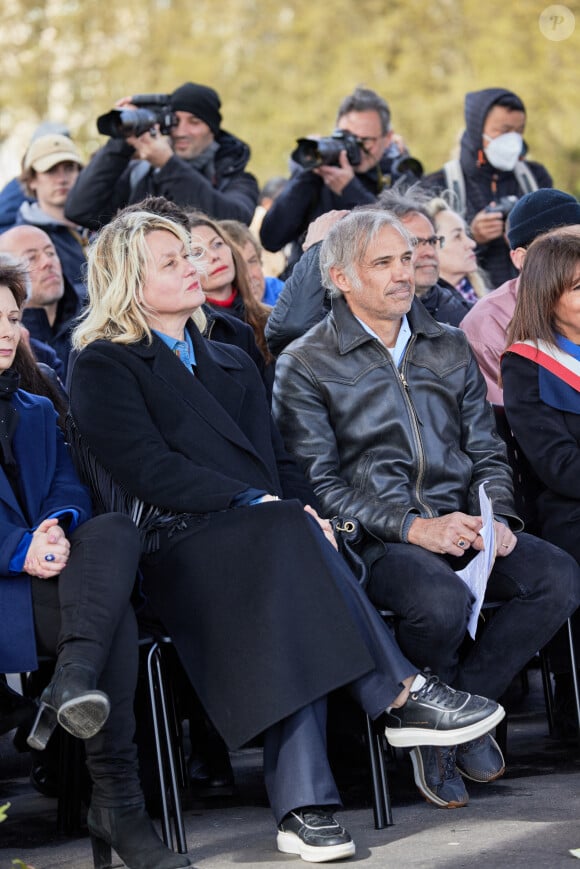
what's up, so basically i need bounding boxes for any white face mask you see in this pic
[483,132,524,172]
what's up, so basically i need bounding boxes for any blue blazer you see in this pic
[0,390,91,673]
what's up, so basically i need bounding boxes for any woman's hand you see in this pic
[23,518,70,579]
[303,504,338,551]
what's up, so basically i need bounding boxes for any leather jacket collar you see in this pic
[329,294,444,355]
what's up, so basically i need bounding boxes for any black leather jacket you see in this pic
[273,295,521,546]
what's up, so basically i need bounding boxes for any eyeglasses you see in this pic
[358,135,381,148]
[413,236,445,249]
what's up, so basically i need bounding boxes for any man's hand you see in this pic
[407,512,483,555]
[23,518,70,579]
[303,504,338,551]
[314,150,355,195]
[470,207,505,244]
[473,520,517,557]
[125,129,173,169]
[303,209,349,251]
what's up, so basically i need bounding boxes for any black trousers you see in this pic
[140,505,415,823]
[31,513,143,807]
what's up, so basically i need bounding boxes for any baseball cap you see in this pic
[23,134,83,173]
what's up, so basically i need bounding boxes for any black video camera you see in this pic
[485,195,518,219]
[291,130,362,170]
[97,94,176,139]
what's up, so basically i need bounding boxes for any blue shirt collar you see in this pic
[355,314,411,367]
[153,329,196,372]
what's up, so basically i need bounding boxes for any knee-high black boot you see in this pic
[28,514,141,749]
[85,606,192,869]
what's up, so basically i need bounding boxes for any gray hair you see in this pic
[377,186,434,223]
[320,209,413,297]
[336,87,391,135]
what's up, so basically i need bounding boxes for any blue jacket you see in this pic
[0,390,91,672]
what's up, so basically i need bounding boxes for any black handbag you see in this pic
[330,516,371,586]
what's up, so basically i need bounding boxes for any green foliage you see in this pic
[0,0,578,194]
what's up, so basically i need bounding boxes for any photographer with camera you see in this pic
[422,88,552,288]
[65,82,259,231]
[260,86,422,275]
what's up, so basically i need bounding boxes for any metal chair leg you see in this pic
[567,617,580,742]
[147,641,187,854]
[365,714,393,829]
[539,648,555,735]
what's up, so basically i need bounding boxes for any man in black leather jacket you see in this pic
[65,82,258,231]
[273,208,580,811]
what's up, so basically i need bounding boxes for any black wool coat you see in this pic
[69,326,373,748]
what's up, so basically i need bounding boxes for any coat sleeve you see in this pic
[64,139,136,231]
[260,170,323,252]
[265,244,330,356]
[69,345,259,514]
[502,351,580,498]
[460,299,509,404]
[152,156,258,223]
[260,169,378,252]
[0,404,91,575]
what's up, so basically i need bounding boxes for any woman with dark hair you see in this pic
[0,259,189,869]
[502,229,580,557]
[188,212,274,367]
[502,228,580,735]
[220,219,284,305]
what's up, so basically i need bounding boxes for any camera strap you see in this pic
[443,159,538,216]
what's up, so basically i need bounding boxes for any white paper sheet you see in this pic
[455,482,496,639]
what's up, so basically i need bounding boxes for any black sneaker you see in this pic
[277,808,355,863]
[384,675,505,748]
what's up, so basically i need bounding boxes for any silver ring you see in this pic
[457,539,467,549]
[44,554,56,562]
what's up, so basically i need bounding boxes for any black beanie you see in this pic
[507,189,580,250]
[169,83,222,135]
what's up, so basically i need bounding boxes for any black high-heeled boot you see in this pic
[27,663,110,750]
[87,804,192,869]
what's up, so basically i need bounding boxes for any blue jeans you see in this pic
[366,532,580,700]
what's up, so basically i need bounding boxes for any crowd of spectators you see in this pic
[1,78,579,868]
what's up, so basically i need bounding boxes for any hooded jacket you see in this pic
[65,130,259,231]
[422,88,552,287]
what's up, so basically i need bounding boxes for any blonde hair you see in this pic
[73,211,194,350]
[426,196,489,298]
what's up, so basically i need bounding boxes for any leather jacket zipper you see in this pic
[399,341,433,518]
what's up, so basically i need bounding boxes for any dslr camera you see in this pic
[291,130,362,170]
[485,195,518,219]
[97,94,176,139]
